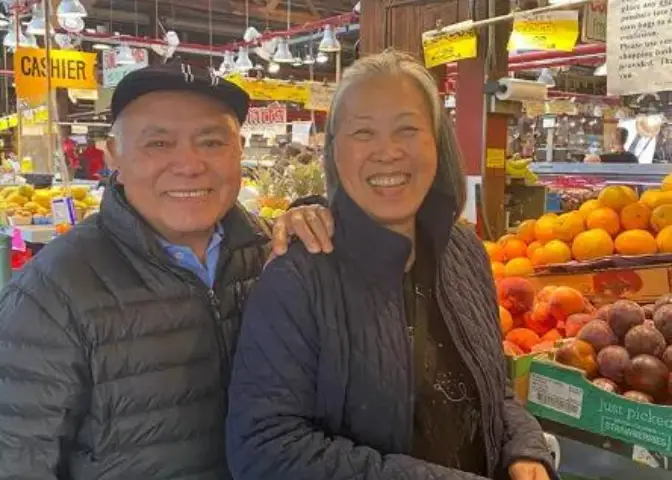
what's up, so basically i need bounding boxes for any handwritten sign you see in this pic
[422,30,477,69]
[14,47,97,100]
[305,83,336,112]
[245,102,287,127]
[226,74,310,105]
[102,48,148,87]
[581,2,607,43]
[508,11,579,52]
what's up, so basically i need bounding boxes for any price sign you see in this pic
[508,11,579,52]
[422,30,477,69]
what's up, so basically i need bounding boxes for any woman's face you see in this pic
[332,75,438,229]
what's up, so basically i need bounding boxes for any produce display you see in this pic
[552,295,672,405]
[499,278,594,355]
[0,184,100,225]
[485,173,672,278]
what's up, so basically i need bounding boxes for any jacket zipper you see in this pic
[398,282,417,450]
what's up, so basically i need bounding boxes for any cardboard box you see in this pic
[507,352,537,403]
[526,358,672,457]
[531,262,672,304]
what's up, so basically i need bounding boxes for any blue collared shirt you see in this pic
[159,225,225,288]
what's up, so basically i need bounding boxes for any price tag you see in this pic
[528,373,583,419]
[486,148,506,169]
[51,197,77,226]
[422,30,478,69]
[508,11,579,52]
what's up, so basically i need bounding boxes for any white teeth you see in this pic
[367,174,409,187]
[167,190,210,198]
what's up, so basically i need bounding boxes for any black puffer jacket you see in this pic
[227,189,557,480]
[0,183,270,479]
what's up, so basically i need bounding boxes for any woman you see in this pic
[227,50,557,480]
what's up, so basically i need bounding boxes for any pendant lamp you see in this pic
[302,52,315,65]
[267,62,280,74]
[27,3,55,36]
[537,68,555,87]
[235,46,254,72]
[59,16,86,33]
[292,57,303,67]
[273,37,293,63]
[243,26,261,43]
[3,21,31,49]
[0,12,9,28]
[316,52,329,64]
[57,0,87,18]
[115,44,135,65]
[219,51,236,74]
[318,25,340,52]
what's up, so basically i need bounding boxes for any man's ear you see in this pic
[105,137,124,183]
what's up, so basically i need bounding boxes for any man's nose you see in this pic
[171,145,207,175]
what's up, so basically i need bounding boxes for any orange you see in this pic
[656,225,672,253]
[572,228,615,261]
[650,204,672,232]
[517,220,537,244]
[586,207,621,237]
[620,202,652,231]
[614,230,658,256]
[491,262,506,280]
[530,246,549,267]
[553,211,585,242]
[598,185,638,212]
[641,189,662,209]
[662,173,672,192]
[503,238,529,261]
[578,199,602,219]
[543,239,573,264]
[527,241,543,258]
[504,257,535,277]
[535,214,558,243]
[497,234,518,246]
[484,241,506,262]
[499,305,514,335]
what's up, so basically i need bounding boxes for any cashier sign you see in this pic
[14,47,97,99]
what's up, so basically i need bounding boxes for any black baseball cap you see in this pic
[110,62,250,124]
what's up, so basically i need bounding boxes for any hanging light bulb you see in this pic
[292,57,303,67]
[243,26,261,43]
[267,62,280,74]
[59,16,85,33]
[302,53,315,65]
[218,51,236,74]
[27,2,54,36]
[316,52,329,64]
[92,43,111,50]
[115,43,135,65]
[235,46,254,72]
[3,20,31,49]
[594,62,607,76]
[254,37,278,62]
[57,0,88,18]
[537,68,555,87]
[273,37,294,64]
[0,12,10,29]
[319,25,340,52]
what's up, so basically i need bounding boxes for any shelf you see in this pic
[530,163,671,183]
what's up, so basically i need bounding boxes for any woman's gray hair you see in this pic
[323,48,466,215]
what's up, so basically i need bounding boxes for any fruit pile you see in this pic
[555,295,672,405]
[499,278,593,355]
[485,174,672,278]
[0,184,100,225]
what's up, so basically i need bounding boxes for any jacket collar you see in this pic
[331,187,457,286]
[99,177,267,261]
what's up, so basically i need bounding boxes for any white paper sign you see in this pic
[607,0,672,95]
[102,48,149,88]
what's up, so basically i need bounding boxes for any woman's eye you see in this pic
[399,126,419,135]
[352,129,373,140]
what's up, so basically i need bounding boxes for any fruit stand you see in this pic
[492,171,672,479]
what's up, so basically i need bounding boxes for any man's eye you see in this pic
[201,139,226,148]
[146,140,169,148]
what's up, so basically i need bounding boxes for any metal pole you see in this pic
[15,10,22,163]
[43,0,60,181]
[0,233,11,291]
[335,50,341,82]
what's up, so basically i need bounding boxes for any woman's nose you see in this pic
[372,137,404,163]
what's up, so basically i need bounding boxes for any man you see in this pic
[80,137,106,179]
[600,127,638,164]
[0,63,333,479]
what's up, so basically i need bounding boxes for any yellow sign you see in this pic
[0,106,48,132]
[486,148,506,169]
[508,11,579,52]
[422,30,478,69]
[305,83,335,112]
[14,48,98,100]
[226,74,309,105]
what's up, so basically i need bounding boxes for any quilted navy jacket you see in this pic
[227,189,556,480]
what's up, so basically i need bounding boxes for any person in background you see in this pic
[0,63,334,479]
[601,127,638,164]
[81,137,106,179]
[227,50,556,480]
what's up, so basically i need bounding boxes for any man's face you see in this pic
[107,91,243,245]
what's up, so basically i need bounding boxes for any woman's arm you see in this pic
[474,240,559,480]
[227,256,487,480]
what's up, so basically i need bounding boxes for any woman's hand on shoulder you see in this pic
[509,460,551,480]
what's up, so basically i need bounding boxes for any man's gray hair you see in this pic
[323,48,466,215]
